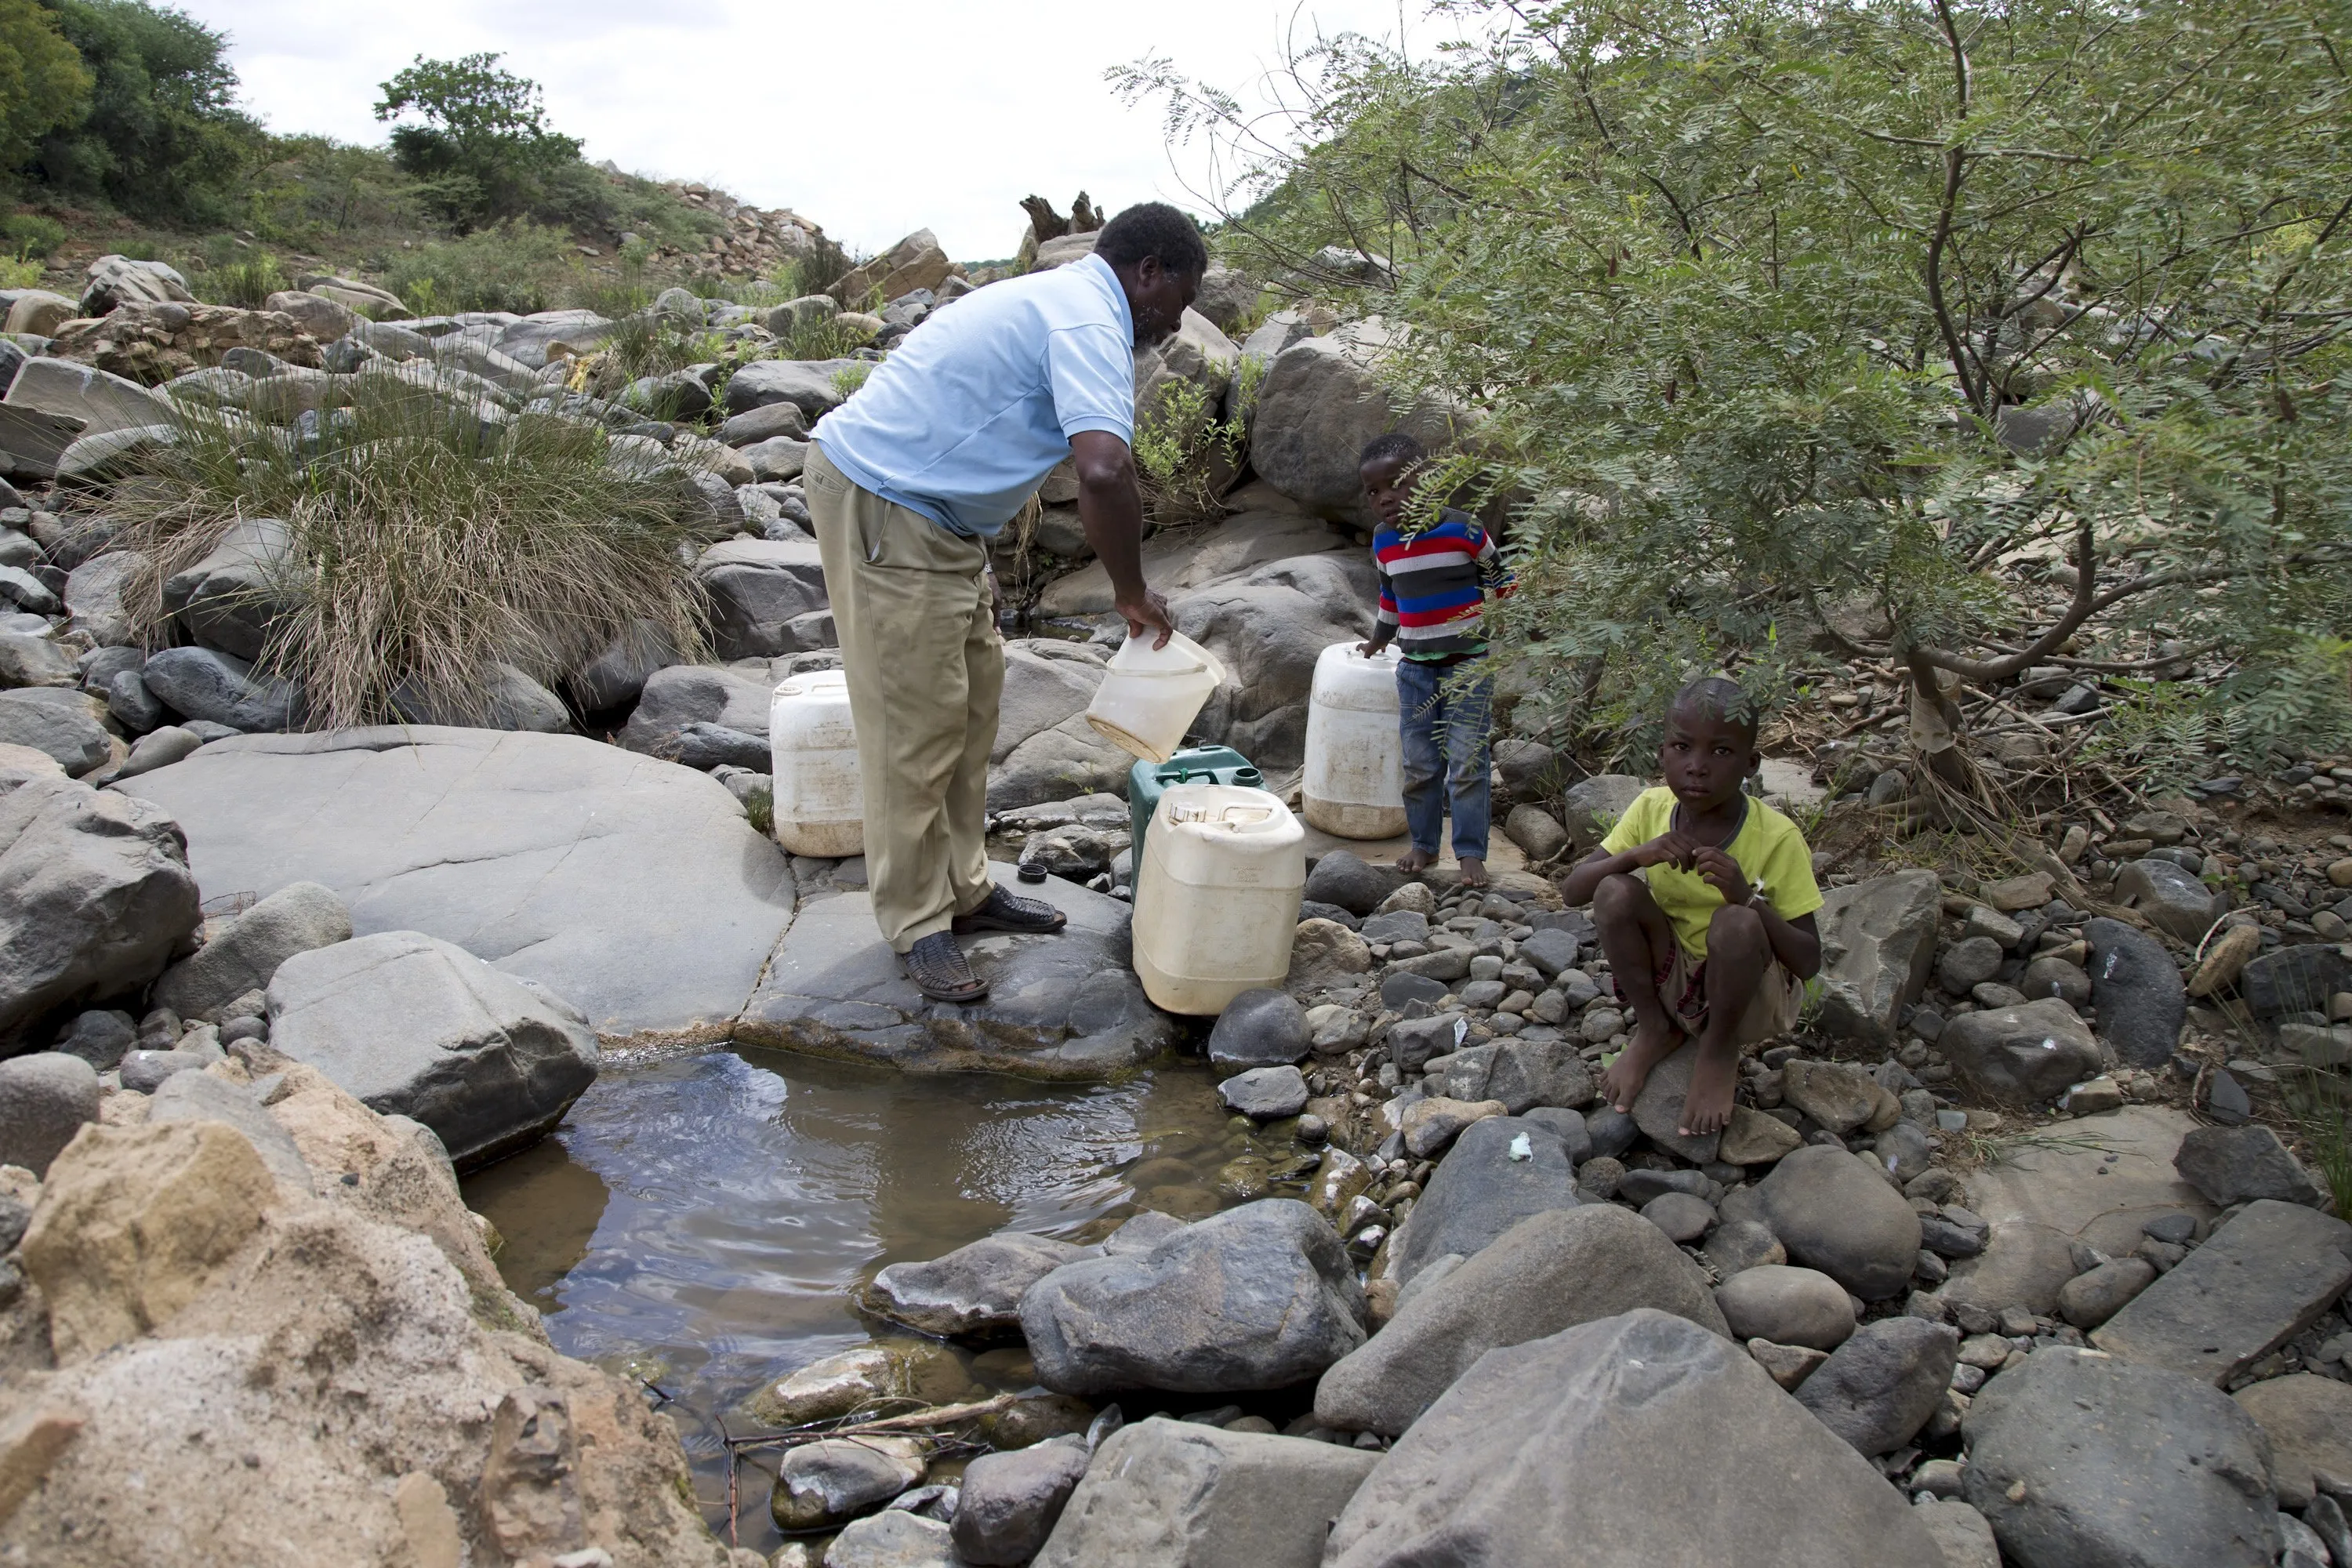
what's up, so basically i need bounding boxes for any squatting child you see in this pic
[1556,677,1824,1137]
[1354,433,1513,889]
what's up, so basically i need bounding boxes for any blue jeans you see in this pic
[1396,657,1492,861]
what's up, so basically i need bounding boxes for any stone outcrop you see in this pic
[0,763,199,1047]
[267,930,601,1170]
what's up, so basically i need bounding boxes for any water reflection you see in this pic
[463,1043,1283,1544]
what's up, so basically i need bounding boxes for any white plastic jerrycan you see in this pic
[1130,781,1305,1015]
[768,670,863,857]
[1084,630,1228,763]
[1302,641,1408,839]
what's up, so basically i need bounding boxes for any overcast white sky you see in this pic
[180,1,1455,260]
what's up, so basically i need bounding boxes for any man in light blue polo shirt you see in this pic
[808,202,1203,1004]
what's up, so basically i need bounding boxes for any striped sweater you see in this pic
[1374,507,1513,659]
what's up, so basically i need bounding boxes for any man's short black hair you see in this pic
[1359,432,1427,470]
[1671,675,1762,742]
[1094,202,1209,278]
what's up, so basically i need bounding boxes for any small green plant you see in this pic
[830,361,873,400]
[1133,377,1245,526]
[380,221,572,314]
[776,313,874,362]
[103,383,712,728]
[743,786,775,838]
[0,256,41,289]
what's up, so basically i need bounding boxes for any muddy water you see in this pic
[463,1042,1308,1550]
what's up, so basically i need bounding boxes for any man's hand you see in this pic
[987,567,1005,616]
[1692,846,1752,904]
[1117,588,1176,649]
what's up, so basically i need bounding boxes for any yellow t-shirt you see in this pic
[1599,786,1824,960]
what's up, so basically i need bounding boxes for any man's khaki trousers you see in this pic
[805,444,1003,953]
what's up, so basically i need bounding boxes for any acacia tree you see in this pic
[1123,0,2352,786]
[376,53,584,231]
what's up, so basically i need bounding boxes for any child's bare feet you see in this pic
[1457,855,1488,888]
[1679,1038,1741,1137]
[1598,1016,1680,1112]
[1396,847,1435,874]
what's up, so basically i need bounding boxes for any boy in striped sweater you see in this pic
[1354,433,1513,887]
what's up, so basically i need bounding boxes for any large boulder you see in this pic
[264,931,607,1166]
[2112,855,2227,942]
[1315,1205,1728,1435]
[2241,942,2352,1018]
[2232,1374,2352,1512]
[1964,1346,2281,1568]
[1324,1310,1944,1566]
[113,727,794,1042]
[160,518,298,661]
[139,645,303,731]
[154,879,350,1022]
[1559,774,1650,851]
[80,253,194,314]
[62,549,146,648]
[692,539,829,659]
[1713,1264,1857,1351]
[46,301,322,385]
[2,354,175,436]
[0,687,112,774]
[1033,503,1345,619]
[1206,987,1310,1068]
[0,765,199,1047]
[1035,1417,1379,1568]
[2174,1123,2327,1208]
[262,289,358,343]
[267,930,599,1168]
[1939,996,2104,1104]
[739,862,1170,1075]
[722,358,864,419]
[1018,1198,1365,1395]
[1248,326,1460,521]
[862,1230,1090,1338]
[1811,870,1940,1045]
[1791,1316,1960,1455]
[1171,554,1379,769]
[1753,1144,1922,1301]
[0,1051,100,1174]
[1385,1115,1581,1286]
[615,662,771,758]
[954,1436,1091,1566]
[9,1110,727,1566]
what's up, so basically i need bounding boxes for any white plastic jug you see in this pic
[1131,782,1305,1014]
[1084,631,1228,763]
[1302,641,1408,839]
[768,670,863,857]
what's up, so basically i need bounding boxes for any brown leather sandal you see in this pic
[951,886,1068,935]
[905,932,989,1004]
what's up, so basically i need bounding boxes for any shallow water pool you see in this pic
[463,1042,1297,1548]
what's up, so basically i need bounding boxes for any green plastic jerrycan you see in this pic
[1127,746,1263,861]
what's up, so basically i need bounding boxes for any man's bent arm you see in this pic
[1071,430,1174,647]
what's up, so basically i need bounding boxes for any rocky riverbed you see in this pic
[5,230,2352,1565]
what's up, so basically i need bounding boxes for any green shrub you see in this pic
[0,256,41,289]
[192,249,285,307]
[104,383,713,728]
[379,221,574,314]
[775,312,873,362]
[375,53,583,233]
[1,211,67,258]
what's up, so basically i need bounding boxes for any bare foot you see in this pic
[1599,1017,1680,1112]
[1457,855,1489,888]
[1396,847,1436,874]
[1679,1039,1741,1137]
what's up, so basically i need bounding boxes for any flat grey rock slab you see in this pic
[2092,1198,2352,1385]
[735,863,1175,1077]
[111,728,795,1044]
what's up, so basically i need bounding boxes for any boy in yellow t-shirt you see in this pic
[1556,677,1824,1138]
